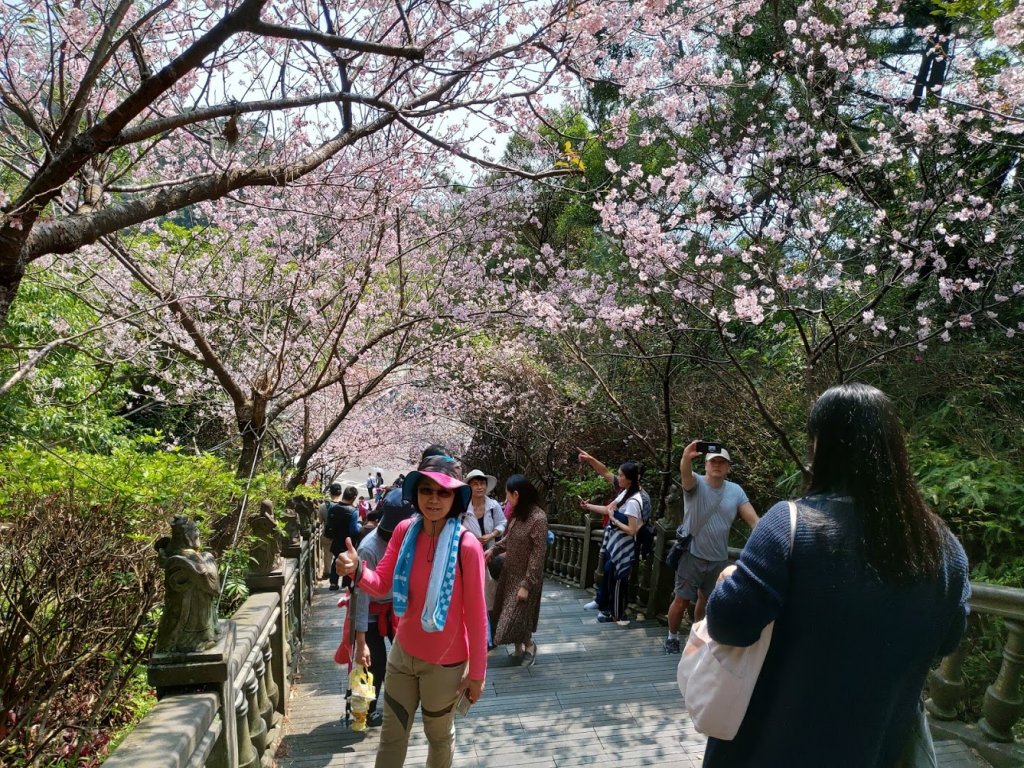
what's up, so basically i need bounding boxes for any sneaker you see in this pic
[664,637,682,654]
[328,584,339,592]
[583,600,600,611]
[367,709,384,728]
[596,613,615,623]
[616,619,630,627]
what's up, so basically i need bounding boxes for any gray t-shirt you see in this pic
[353,529,391,632]
[677,475,750,561]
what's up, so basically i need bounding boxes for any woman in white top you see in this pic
[579,461,642,625]
[462,469,506,549]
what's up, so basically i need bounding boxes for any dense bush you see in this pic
[0,441,283,766]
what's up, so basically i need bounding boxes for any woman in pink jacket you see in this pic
[336,454,488,768]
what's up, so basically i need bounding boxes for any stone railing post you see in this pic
[302,536,315,610]
[582,517,602,590]
[244,670,268,761]
[246,563,293,711]
[979,618,1024,742]
[570,533,583,586]
[646,522,671,620]
[148,621,239,768]
[253,651,276,733]
[262,637,281,716]
[926,639,967,721]
[234,688,259,768]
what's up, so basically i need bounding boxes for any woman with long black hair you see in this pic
[487,475,548,665]
[701,383,970,767]
[579,460,643,625]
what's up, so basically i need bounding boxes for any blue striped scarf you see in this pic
[392,516,463,633]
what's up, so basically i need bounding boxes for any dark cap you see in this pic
[377,488,415,533]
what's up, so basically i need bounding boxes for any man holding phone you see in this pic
[664,439,759,654]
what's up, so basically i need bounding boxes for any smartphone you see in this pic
[695,441,721,454]
[454,690,472,717]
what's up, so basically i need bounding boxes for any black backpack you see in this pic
[635,490,656,560]
[326,502,355,542]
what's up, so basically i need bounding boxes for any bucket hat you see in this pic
[402,454,471,513]
[464,469,498,494]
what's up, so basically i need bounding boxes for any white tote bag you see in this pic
[676,501,797,741]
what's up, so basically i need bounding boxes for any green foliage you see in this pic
[914,443,1024,572]
[0,437,292,765]
[218,544,255,615]
[934,0,1015,35]
[101,666,157,757]
[554,476,616,524]
[0,438,241,534]
[0,277,132,451]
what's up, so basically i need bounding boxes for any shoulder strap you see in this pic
[686,483,724,541]
[786,501,799,553]
[458,529,468,576]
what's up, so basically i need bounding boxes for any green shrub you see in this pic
[0,440,283,766]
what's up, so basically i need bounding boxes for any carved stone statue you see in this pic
[288,495,316,538]
[154,516,220,654]
[281,506,302,549]
[664,485,683,527]
[248,499,282,575]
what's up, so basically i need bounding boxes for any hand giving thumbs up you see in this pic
[336,537,360,576]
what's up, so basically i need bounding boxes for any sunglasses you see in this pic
[417,486,455,499]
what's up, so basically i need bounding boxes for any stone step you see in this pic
[935,739,994,768]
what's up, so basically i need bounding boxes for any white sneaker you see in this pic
[583,600,599,611]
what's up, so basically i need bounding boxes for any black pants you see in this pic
[596,558,630,620]
[365,618,393,712]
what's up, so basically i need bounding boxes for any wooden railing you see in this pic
[104,527,320,768]
[545,518,1024,760]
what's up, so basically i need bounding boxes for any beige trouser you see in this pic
[319,534,332,579]
[375,639,466,768]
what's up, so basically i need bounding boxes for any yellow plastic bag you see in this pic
[348,665,375,731]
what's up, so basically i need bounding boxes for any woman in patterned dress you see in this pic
[487,474,548,666]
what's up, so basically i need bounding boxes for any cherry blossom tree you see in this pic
[480,0,1024,479]
[50,132,509,493]
[0,0,619,332]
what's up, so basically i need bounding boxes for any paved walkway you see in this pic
[274,580,989,768]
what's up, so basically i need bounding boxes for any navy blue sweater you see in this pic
[703,495,969,768]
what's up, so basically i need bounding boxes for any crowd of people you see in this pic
[314,383,970,768]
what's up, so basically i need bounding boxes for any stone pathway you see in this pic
[274,580,990,768]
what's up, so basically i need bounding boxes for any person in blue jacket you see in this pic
[702,383,970,767]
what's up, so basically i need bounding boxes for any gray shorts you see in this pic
[673,552,728,601]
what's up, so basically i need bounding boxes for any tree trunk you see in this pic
[0,230,30,334]
[235,391,269,479]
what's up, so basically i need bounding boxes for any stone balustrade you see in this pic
[105,530,318,768]
[545,519,1024,762]
[927,582,1024,767]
